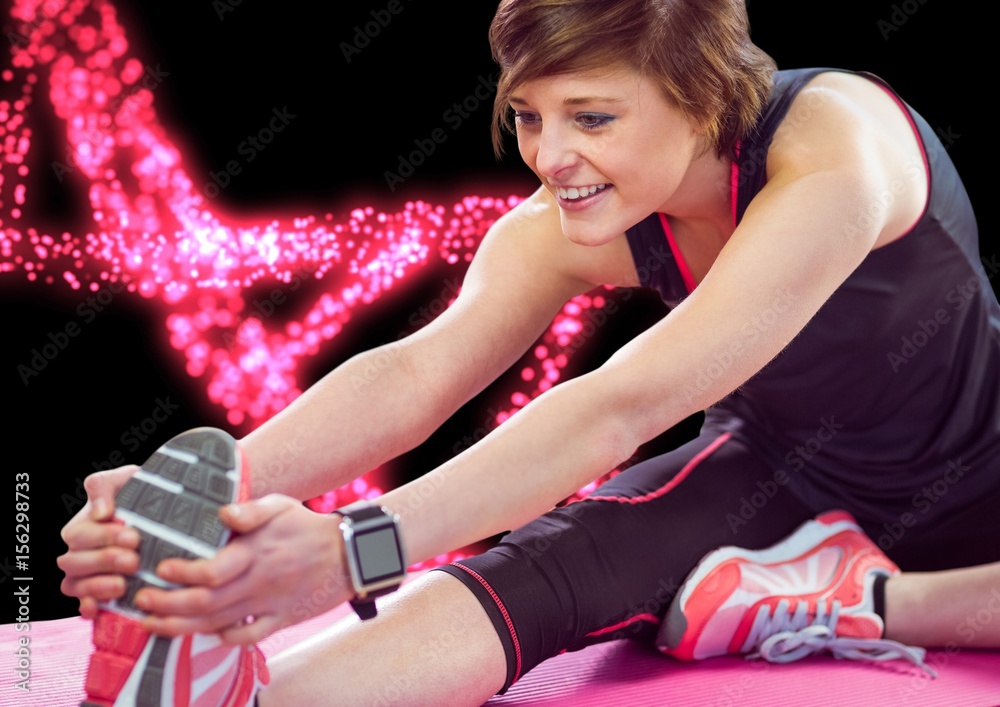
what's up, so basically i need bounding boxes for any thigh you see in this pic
[434,428,816,694]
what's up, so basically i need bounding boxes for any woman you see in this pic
[60,0,1000,705]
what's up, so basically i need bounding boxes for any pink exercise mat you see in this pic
[3,594,998,706]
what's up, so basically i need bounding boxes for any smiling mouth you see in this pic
[554,183,610,201]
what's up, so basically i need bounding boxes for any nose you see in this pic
[533,124,577,180]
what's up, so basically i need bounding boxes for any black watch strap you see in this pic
[350,597,379,620]
[340,503,387,523]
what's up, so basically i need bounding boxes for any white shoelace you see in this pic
[743,599,938,678]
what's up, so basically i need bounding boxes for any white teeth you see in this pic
[556,183,608,200]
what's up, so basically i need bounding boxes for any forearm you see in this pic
[239,340,454,500]
[378,371,657,565]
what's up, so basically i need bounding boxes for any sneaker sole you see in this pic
[82,427,242,707]
[658,510,862,653]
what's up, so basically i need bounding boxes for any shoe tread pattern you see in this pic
[113,428,238,614]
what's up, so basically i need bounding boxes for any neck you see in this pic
[659,149,735,236]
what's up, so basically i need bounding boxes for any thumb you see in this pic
[84,465,139,521]
[219,494,293,533]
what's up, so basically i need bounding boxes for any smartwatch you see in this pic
[335,501,407,620]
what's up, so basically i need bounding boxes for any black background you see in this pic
[2,0,988,622]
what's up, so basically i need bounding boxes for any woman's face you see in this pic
[511,66,704,246]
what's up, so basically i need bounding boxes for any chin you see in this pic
[562,227,617,248]
[560,216,621,248]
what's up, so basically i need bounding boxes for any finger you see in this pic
[141,613,211,638]
[134,584,216,618]
[84,465,139,520]
[61,574,128,602]
[134,568,249,618]
[143,598,259,638]
[57,546,139,580]
[62,520,140,552]
[155,540,255,588]
[219,494,296,534]
[219,613,282,645]
[79,597,99,620]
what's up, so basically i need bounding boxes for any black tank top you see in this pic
[625,68,1000,522]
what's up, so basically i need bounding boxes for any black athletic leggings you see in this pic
[434,429,812,693]
[435,426,1000,695]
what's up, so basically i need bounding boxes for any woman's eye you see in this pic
[513,111,540,126]
[577,114,613,130]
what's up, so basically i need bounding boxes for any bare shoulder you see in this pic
[766,70,928,246]
[770,71,921,170]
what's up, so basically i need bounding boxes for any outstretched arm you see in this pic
[59,184,628,627]
[239,190,612,501]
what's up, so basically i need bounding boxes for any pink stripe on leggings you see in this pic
[451,561,524,686]
[579,432,732,505]
[573,433,731,639]
[584,612,661,639]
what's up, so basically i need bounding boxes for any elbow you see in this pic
[575,366,693,462]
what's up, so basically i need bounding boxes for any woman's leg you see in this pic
[886,561,1000,648]
[658,445,1000,663]
[260,570,507,707]
[261,428,817,705]
[870,464,1000,650]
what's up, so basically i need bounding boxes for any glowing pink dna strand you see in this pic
[1,0,625,563]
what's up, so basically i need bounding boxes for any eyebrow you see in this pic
[509,96,625,106]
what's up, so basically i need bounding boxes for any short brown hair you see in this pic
[488,0,776,159]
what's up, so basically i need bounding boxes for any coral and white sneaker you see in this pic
[82,427,269,706]
[657,510,934,676]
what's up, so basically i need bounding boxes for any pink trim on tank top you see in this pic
[659,212,697,294]
[871,80,931,238]
[659,160,741,295]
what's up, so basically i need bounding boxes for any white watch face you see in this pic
[354,525,404,584]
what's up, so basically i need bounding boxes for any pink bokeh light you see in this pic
[1,0,624,566]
